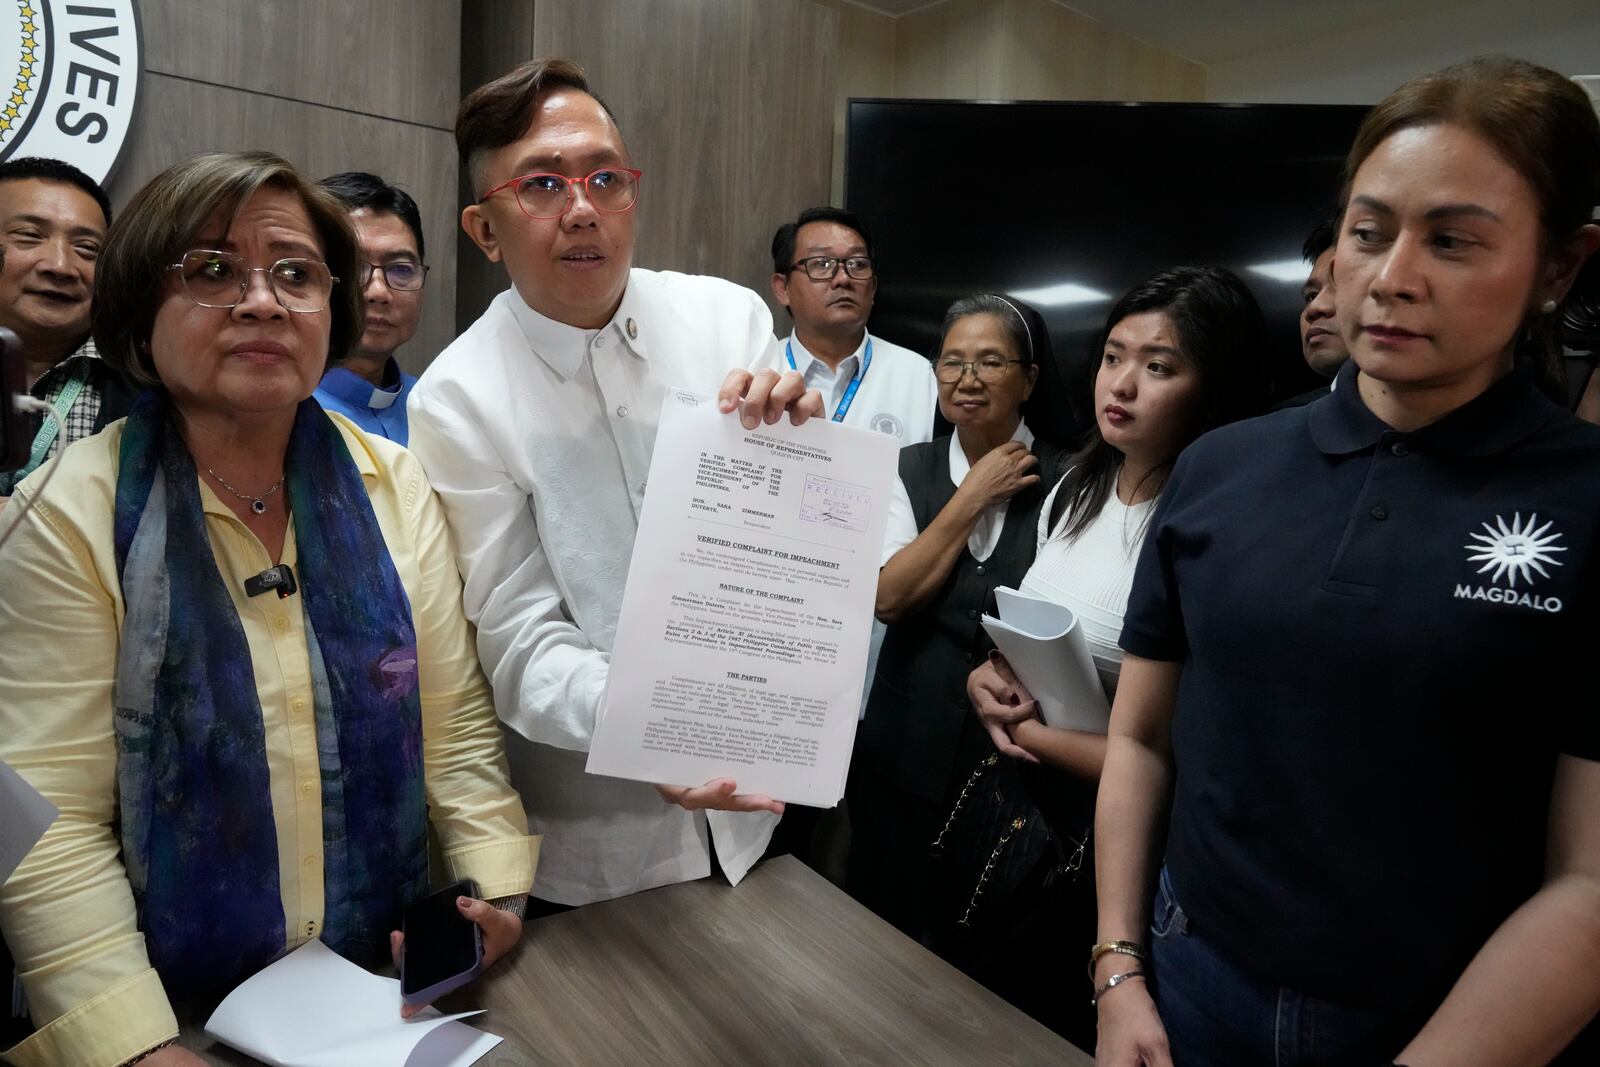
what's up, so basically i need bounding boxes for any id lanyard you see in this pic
[786,337,873,423]
[7,368,87,486]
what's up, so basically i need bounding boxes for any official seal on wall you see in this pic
[0,0,142,183]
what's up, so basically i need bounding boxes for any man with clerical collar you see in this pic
[0,157,135,499]
[407,58,820,910]
[761,207,937,444]
[312,172,428,444]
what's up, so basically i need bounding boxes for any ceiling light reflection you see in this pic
[1009,282,1111,307]
[1247,259,1312,284]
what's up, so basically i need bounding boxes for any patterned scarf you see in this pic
[112,391,427,995]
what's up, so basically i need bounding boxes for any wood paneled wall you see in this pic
[457,0,537,336]
[894,0,1205,101]
[458,0,838,332]
[832,2,898,210]
[828,0,1206,201]
[108,1,1199,369]
[108,0,461,376]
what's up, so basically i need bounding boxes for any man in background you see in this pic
[760,206,936,443]
[1277,218,1348,409]
[313,171,429,444]
[407,58,817,912]
[757,207,939,867]
[0,157,134,498]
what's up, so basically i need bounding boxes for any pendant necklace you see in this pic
[207,466,285,515]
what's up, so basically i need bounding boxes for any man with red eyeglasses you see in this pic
[408,59,820,913]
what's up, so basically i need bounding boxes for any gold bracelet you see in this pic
[1087,938,1147,983]
[1091,968,1146,1006]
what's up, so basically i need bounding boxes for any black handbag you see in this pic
[927,753,1090,946]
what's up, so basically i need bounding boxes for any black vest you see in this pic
[858,434,1065,805]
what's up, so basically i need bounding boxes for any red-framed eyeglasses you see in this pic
[478,167,644,219]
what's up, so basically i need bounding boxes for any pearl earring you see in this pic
[1540,299,1558,314]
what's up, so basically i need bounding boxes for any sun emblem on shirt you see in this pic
[1464,512,1566,588]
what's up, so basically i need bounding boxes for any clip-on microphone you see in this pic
[244,564,297,599]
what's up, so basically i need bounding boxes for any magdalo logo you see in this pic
[1454,512,1567,613]
[0,1,142,184]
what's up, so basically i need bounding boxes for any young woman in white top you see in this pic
[967,266,1270,773]
[957,267,1271,1050]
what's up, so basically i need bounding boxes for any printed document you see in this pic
[587,389,898,806]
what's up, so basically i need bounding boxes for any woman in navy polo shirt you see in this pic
[1094,57,1600,1066]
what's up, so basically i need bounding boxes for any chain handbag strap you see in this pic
[959,816,1026,927]
[1063,826,1090,875]
[929,753,998,854]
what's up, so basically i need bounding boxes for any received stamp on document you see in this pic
[798,474,873,534]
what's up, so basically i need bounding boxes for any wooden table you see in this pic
[182,856,1092,1066]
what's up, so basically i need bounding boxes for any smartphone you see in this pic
[399,878,484,1006]
[1,327,29,474]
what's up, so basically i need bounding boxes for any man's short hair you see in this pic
[319,171,426,260]
[456,57,617,195]
[0,156,112,227]
[771,207,875,276]
[1302,218,1337,263]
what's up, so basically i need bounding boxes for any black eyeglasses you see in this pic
[791,255,874,282]
[934,356,1025,384]
[361,262,429,291]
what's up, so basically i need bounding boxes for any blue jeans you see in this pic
[1149,866,1416,1067]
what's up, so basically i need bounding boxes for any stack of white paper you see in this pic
[981,587,1111,734]
[204,940,502,1067]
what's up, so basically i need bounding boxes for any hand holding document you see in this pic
[587,388,898,807]
[0,757,57,883]
[981,587,1111,734]
[204,940,502,1067]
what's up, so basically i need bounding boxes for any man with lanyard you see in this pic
[0,158,135,503]
[760,207,937,443]
[312,171,429,444]
[754,207,938,864]
[407,58,820,914]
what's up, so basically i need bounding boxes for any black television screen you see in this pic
[846,98,1370,443]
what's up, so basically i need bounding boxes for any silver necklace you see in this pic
[206,466,285,515]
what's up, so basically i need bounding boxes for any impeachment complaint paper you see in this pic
[586,388,897,806]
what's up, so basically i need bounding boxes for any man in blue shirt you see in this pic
[312,172,429,443]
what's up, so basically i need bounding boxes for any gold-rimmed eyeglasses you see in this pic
[165,249,338,313]
[934,356,1026,384]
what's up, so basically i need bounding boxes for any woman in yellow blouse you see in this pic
[0,152,538,1067]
